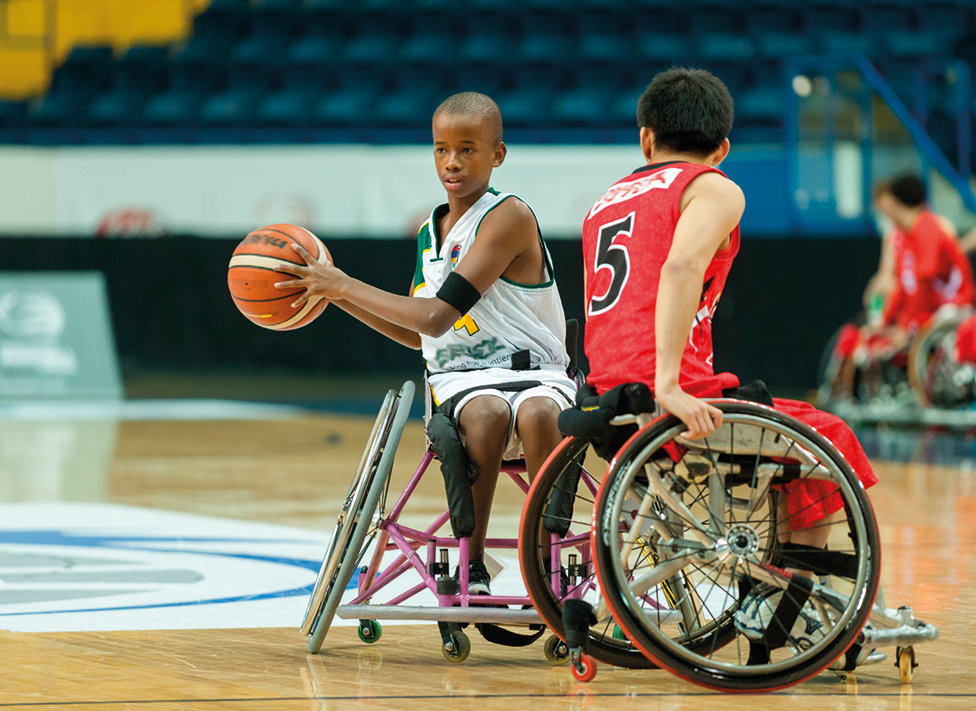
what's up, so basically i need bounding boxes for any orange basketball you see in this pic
[228,223,332,331]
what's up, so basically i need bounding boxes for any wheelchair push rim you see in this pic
[518,435,657,669]
[302,381,415,652]
[592,401,881,692]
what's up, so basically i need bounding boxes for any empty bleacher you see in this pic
[0,0,973,146]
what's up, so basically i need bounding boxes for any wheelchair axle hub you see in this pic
[726,523,761,558]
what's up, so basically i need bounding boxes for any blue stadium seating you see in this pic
[9,0,972,143]
[199,89,260,127]
[313,87,379,127]
[87,90,147,127]
[254,89,318,127]
[0,100,26,128]
[142,91,204,127]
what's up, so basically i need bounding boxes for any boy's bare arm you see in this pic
[331,298,423,349]
[655,173,745,438]
[275,199,535,341]
[450,198,542,291]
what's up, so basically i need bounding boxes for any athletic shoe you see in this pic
[734,583,825,651]
[454,560,491,595]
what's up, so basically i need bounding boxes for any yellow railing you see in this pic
[0,0,212,100]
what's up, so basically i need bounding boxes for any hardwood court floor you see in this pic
[1,409,974,709]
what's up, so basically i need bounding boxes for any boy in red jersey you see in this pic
[582,68,878,644]
[827,176,973,403]
[875,174,973,333]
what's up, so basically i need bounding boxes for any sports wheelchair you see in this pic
[558,392,940,692]
[819,307,976,413]
[907,307,976,409]
[299,377,653,670]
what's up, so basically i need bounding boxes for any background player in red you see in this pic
[582,67,879,643]
[874,174,973,336]
[828,176,972,400]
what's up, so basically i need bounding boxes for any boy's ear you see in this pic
[639,127,655,162]
[710,138,731,167]
[492,141,507,167]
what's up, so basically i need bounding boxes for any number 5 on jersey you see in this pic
[588,212,634,317]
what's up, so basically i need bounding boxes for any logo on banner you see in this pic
[96,209,165,237]
[0,288,77,376]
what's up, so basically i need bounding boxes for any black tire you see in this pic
[908,310,971,407]
[519,435,657,669]
[303,380,415,653]
[592,402,881,692]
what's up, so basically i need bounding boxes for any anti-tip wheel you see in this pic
[571,653,598,682]
[544,634,570,665]
[442,630,472,663]
[898,646,916,685]
[357,619,382,644]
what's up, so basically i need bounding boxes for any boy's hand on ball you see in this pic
[275,243,344,305]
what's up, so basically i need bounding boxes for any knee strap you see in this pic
[426,412,477,539]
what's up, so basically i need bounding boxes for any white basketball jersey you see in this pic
[413,189,570,376]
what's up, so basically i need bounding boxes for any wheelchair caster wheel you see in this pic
[897,646,917,684]
[544,635,570,665]
[570,651,597,682]
[442,630,471,663]
[357,619,382,644]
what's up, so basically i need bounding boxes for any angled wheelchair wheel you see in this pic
[592,402,881,692]
[519,435,657,669]
[302,380,415,653]
[908,310,972,407]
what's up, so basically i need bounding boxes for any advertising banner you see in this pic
[0,272,123,401]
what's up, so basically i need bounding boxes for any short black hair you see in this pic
[636,67,734,157]
[433,92,503,146]
[884,174,927,208]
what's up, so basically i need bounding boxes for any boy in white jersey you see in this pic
[277,92,576,594]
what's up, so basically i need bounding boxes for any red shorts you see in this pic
[770,398,878,530]
[692,374,878,530]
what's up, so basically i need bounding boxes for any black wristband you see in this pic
[436,271,481,315]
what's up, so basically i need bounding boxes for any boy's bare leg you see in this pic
[515,396,565,481]
[457,395,510,561]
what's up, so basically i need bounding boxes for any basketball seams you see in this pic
[253,225,322,262]
[229,223,330,330]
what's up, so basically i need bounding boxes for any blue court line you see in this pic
[0,530,327,616]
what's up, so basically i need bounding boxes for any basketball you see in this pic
[228,223,332,331]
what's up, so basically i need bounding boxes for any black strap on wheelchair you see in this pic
[744,575,815,664]
[426,412,478,538]
[722,379,774,407]
[775,543,861,579]
[475,618,546,647]
[427,380,546,538]
[557,381,654,461]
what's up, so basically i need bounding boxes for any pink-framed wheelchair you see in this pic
[299,377,654,670]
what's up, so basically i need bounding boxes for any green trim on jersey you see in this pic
[478,195,555,289]
[413,221,433,293]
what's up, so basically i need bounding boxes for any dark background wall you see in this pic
[0,234,881,398]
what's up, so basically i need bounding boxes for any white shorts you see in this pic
[429,367,577,460]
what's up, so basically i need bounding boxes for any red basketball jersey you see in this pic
[583,161,741,396]
[883,211,974,330]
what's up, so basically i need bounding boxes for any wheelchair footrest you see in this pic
[338,604,544,625]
